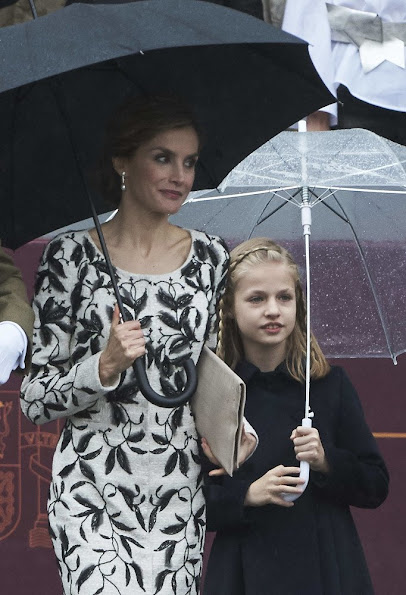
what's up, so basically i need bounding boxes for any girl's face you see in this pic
[115,126,199,216]
[233,261,297,366]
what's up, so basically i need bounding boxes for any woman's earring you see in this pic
[121,171,126,191]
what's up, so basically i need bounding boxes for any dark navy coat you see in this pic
[203,361,389,595]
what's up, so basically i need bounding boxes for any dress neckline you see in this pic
[82,228,196,279]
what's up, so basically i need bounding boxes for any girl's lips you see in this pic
[261,324,283,334]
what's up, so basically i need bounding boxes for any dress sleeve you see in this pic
[204,236,229,350]
[20,236,119,425]
[312,368,389,508]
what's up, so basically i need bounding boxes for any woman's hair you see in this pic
[99,95,203,207]
[216,237,330,382]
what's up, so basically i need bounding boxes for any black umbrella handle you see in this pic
[88,199,198,407]
[133,357,197,408]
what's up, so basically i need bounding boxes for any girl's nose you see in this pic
[264,298,280,317]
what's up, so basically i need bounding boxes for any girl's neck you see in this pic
[244,344,287,373]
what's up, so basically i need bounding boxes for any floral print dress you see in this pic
[20,229,229,595]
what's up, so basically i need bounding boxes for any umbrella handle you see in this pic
[85,198,198,407]
[132,357,198,408]
[282,417,312,502]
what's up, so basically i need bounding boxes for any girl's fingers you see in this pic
[280,475,305,485]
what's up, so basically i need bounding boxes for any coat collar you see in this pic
[235,359,292,385]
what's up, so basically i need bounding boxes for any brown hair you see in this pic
[216,237,330,382]
[99,95,203,207]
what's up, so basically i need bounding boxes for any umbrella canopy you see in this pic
[172,128,406,363]
[0,0,334,248]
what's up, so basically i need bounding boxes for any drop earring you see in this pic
[121,171,126,191]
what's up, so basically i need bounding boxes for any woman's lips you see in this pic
[161,189,183,199]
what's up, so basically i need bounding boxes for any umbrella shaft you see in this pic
[304,230,311,419]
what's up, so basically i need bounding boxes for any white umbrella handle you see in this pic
[282,417,312,502]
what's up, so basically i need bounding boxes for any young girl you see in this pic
[203,238,389,595]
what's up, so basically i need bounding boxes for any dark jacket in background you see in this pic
[204,0,263,20]
[204,361,389,595]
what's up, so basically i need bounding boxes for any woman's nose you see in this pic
[170,161,185,183]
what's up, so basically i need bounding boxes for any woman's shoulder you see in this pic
[44,229,88,250]
[189,229,230,261]
[40,230,92,268]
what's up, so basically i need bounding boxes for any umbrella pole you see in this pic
[302,197,312,421]
[283,180,313,503]
[283,122,313,503]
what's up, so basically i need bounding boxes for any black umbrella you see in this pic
[0,0,334,406]
[0,0,334,247]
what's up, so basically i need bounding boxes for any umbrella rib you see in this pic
[332,196,397,364]
[248,192,280,238]
[319,197,350,224]
[256,189,302,225]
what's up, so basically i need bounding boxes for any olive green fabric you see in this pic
[0,0,65,27]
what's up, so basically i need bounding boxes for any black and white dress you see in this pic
[20,229,229,595]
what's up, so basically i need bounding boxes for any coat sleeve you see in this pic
[204,474,251,532]
[312,368,389,508]
[20,236,119,425]
[0,244,34,372]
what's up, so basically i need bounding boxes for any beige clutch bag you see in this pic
[191,346,246,476]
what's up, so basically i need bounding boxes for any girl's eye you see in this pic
[280,294,293,301]
[248,295,263,303]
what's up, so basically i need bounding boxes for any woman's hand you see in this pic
[201,428,257,477]
[244,465,304,508]
[290,426,329,473]
[99,304,146,386]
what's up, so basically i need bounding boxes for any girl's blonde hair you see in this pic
[216,238,330,382]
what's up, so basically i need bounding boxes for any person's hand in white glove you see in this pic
[0,321,28,384]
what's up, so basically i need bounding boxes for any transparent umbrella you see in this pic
[172,128,406,496]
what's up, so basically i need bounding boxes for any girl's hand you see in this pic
[202,429,257,477]
[244,465,304,508]
[99,304,146,386]
[290,426,329,473]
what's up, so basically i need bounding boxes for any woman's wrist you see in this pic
[99,352,120,387]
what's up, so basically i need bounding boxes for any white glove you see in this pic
[0,321,28,384]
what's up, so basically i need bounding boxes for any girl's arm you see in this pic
[20,236,120,425]
[311,369,389,508]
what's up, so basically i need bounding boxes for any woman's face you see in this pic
[115,126,199,216]
[233,261,297,365]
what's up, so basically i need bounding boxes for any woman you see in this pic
[203,238,389,595]
[20,96,232,595]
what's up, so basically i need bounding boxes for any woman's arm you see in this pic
[20,236,120,425]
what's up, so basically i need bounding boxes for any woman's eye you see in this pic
[155,154,169,164]
[185,158,197,169]
[280,294,293,301]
